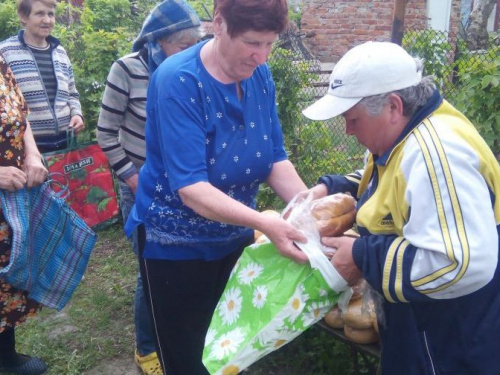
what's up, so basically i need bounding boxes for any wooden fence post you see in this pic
[391,0,409,45]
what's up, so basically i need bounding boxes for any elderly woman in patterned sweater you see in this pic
[97,1,202,374]
[0,0,84,153]
[0,54,49,375]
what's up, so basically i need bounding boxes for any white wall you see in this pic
[427,0,453,31]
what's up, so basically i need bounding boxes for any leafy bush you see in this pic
[294,120,365,185]
[80,0,137,31]
[450,46,500,156]
[257,47,315,210]
[51,1,136,139]
[0,1,19,42]
[403,29,454,91]
[403,29,500,159]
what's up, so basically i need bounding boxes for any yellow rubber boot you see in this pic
[134,350,163,375]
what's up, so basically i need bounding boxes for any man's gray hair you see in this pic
[359,58,437,118]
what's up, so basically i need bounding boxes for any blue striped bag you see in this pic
[0,180,97,310]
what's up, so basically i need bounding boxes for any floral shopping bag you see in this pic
[202,194,350,375]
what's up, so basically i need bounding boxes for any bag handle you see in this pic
[66,128,78,150]
[282,192,349,293]
[46,172,70,200]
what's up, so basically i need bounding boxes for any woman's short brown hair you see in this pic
[18,0,57,19]
[214,0,288,38]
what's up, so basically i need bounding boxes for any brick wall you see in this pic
[300,0,461,62]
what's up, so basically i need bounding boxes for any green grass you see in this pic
[14,223,378,374]
[15,224,137,374]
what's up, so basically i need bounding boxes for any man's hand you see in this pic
[322,235,362,284]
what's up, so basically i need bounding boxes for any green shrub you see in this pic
[80,0,137,31]
[450,46,500,156]
[0,1,19,42]
[403,29,454,91]
[294,120,365,185]
[257,47,314,210]
[403,30,500,158]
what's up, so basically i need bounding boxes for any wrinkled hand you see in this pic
[23,154,48,188]
[261,215,309,264]
[0,166,28,192]
[68,115,85,134]
[125,174,139,194]
[322,235,362,285]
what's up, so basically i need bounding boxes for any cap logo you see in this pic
[330,79,344,90]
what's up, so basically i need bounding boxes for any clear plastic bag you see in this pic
[283,191,346,257]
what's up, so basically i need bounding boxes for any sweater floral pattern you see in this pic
[0,56,41,332]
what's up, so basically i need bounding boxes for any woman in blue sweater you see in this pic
[125,0,308,373]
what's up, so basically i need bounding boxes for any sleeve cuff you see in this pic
[119,165,138,181]
[352,237,366,271]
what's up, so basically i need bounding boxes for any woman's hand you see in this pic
[125,174,139,194]
[23,154,48,188]
[69,115,85,134]
[22,119,49,187]
[0,166,28,192]
[178,182,309,264]
[260,215,309,264]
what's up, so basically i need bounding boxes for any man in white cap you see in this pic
[303,41,500,374]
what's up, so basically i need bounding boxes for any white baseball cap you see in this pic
[302,41,422,121]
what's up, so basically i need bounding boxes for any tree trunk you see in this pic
[466,0,497,50]
[391,0,409,45]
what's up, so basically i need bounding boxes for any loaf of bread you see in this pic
[344,324,379,345]
[350,279,368,301]
[343,297,376,330]
[323,278,381,345]
[343,281,379,344]
[324,304,344,329]
[310,193,356,237]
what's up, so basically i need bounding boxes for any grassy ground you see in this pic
[13,223,379,375]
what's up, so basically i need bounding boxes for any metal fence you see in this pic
[272,29,500,187]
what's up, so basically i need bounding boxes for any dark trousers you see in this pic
[137,226,245,375]
[0,327,15,360]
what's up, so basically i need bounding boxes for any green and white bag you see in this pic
[202,194,350,375]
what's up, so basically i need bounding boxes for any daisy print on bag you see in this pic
[237,262,263,285]
[252,285,268,309]
[212,328,245,360]
[219,287,243,325]
[288,285,309,323]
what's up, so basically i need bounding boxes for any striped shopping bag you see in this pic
[0,180,97,310]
